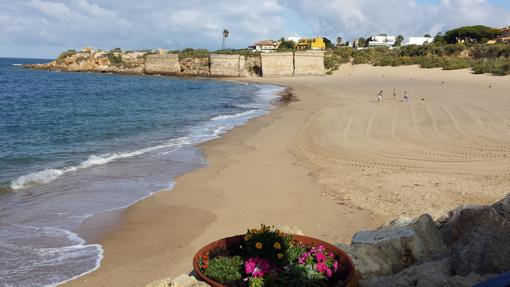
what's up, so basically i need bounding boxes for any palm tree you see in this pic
[221,29,229,50]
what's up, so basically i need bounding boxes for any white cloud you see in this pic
[283,0,510,41]
[0,0,509,58]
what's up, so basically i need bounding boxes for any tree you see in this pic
[424,34,432,38]
[278,37,295,51]
[357,37,368,48]
[394,35,404,47]
[336,36,343,46]
[444,25,501,44]
[433,32,446,44]
[221,29,229,50]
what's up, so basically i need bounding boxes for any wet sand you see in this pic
[65,65,510,286]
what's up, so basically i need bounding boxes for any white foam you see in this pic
[211,110,257,121]
[10,137,191,190]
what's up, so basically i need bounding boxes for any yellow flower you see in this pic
[277,253,284,259]
[255,242,263,249]
[244,234,252,241]
[273,242,281,250]
[250,229,257,234]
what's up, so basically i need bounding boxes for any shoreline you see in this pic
[65,64,510,287]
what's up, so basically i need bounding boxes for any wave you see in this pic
[210,110,257,121]
[10,137,190,190]
[9,84,284,191]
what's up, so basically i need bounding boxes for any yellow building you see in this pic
[311,37,326,50]
[295,37,326,51]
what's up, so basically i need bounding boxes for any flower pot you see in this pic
[193,234,355,287]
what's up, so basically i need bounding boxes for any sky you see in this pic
[1,0,510,58]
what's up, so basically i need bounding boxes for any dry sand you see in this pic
[65,65,510,287]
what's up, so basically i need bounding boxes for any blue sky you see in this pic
[1,0,509,58]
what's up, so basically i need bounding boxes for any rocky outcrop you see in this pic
[145,274,210,287]
[25,48,325,78]
[338,193,510,287]
[179,57,210,76]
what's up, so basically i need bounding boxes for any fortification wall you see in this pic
[294,51,325,76]
[144,54,180,74]
[209,54,245,77]
[261,52,294,77]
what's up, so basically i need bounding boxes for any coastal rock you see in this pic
[348,214,446,278]
[437,205,508,247]
[180,57,210,76]
[451,225,510,276]
[492,193,510,221]
[144,275,210,287]
[360,258,497,287]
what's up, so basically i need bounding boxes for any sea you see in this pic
[0,57,283,287]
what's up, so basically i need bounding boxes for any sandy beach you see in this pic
[65,64,510,287]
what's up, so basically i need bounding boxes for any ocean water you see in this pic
[0,58,282,287]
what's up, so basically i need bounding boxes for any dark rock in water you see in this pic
[452,225,510,276]
[492,193,510,221]
[346,214,446,278]
[437,205,507,247]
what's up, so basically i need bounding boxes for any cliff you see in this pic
[25,48,325,78]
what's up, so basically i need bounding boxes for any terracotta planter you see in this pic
[193,234,355,287]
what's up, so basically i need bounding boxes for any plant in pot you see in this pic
[193,225,354,287]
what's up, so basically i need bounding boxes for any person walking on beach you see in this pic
[393,88,397,101]
[403,90,409,102]
[377,90,383,102]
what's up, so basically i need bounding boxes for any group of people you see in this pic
[377,88,408,102]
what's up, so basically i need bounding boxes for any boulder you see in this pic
[144,275,210,287]
[347,214,446,278]
[360,258,497,287]
[437,205,508,247]
[492,193,510,221]
[451,225,510,276]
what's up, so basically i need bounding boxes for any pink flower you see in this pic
[245,257,271,278]
[316,252,326,263]
[333,260,339,272]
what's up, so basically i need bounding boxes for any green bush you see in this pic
[442,58,472,70]
[278,265,326,287]
[178,48,210,60]
[55,50,77,64]
[106,52,123,65]
[203,256,243,285]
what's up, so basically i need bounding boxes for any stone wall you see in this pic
[294,51,325,76]
[144,54,180,75]
[261,52,294,77]
[209,54,245,77]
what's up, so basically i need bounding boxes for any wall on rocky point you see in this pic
[210,54,245,77]
[261,52,294,77]
[294,51,325,76]
[144,54,180,75]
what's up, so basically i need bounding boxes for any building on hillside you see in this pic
[295,37,327,51]
[311,37,326,50]
[285,37,302,43]
[405,37,434,46]
[251,40,281,52]
[368,34,396,47]
[498,26,510,43]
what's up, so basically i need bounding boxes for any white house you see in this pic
[251,40,281,52]
[285,37,302,43]
[368,34,396,47]
[406,37,434,46]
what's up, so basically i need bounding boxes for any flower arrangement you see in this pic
[196,224,350,287]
